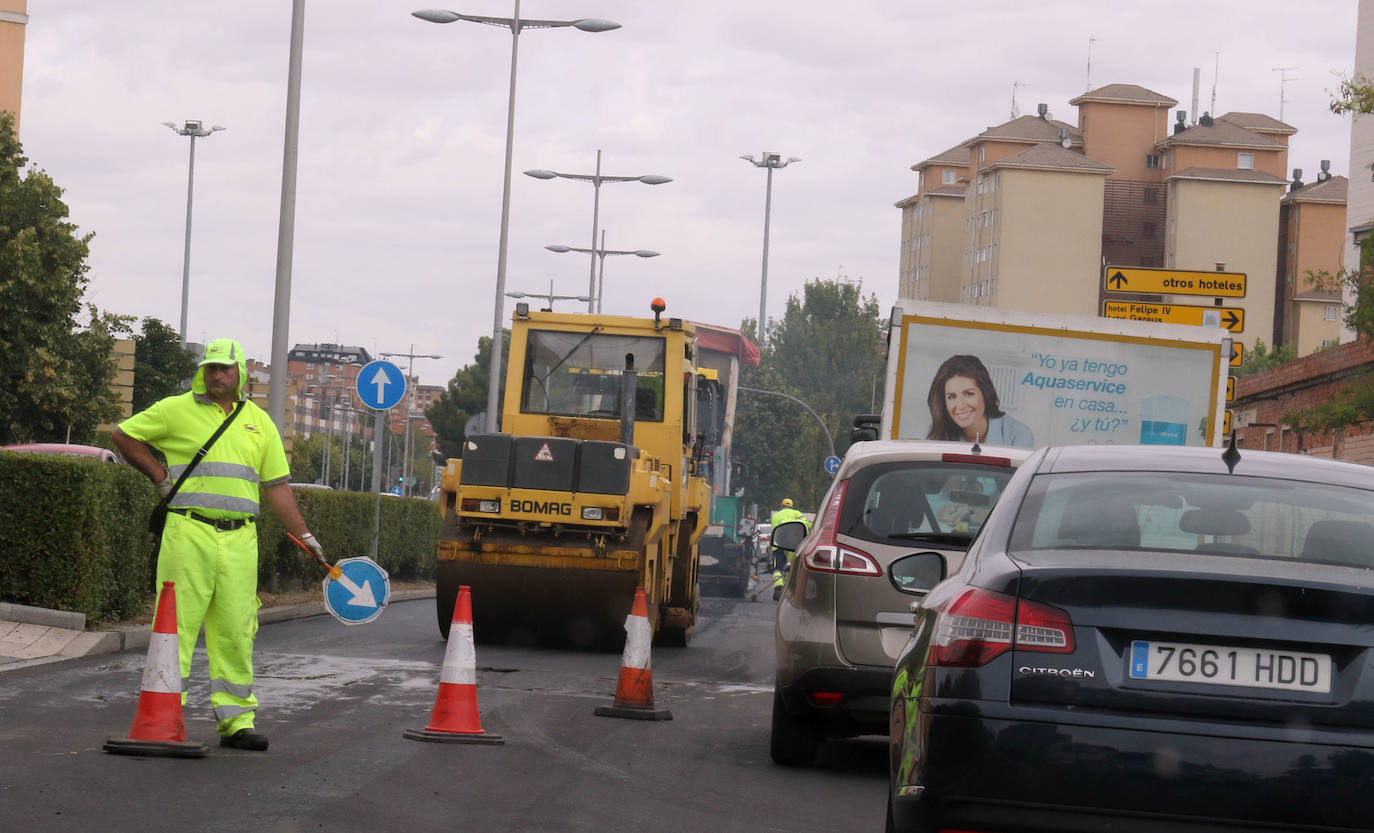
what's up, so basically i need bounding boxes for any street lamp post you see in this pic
[414,6,620,434]
[740,152,800,343]
[506,280,590,310]
[525,150,671,311]
[380,345,442,497]
[162,119,225,348]
[319,373,345,487]
[545,234,658,313]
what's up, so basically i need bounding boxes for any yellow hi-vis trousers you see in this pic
[157,512,261,736]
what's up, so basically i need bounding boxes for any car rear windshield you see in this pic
[1009,471,1374,568]
[837,459,1017,547]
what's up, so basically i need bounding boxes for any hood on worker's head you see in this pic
[192,337,247,400]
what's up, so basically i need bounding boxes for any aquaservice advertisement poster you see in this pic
[893,314,1224,448]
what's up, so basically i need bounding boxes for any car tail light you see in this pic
[809,691,842,707]
[804,545,881,576]
[461,498,500,513]
[940,452,1011,467]
[800,479,881,576]
[932,588,1074,667]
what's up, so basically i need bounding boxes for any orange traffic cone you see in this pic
[595,587,672,721]
[104,581,207,758]
[404,585,504,744]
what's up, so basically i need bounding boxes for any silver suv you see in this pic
[770,439,1031,765]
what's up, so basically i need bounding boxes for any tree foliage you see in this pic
[732,279,886,513]
[0,113,125,442]
[427,330,509,464]
[132,317,197,411]
[1234,339,1296,377]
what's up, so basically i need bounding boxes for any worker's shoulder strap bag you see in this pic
[147,399,247,536]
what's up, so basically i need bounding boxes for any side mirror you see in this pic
[850,413,881,444]
[889,551,947,595]
[771,520,810,552]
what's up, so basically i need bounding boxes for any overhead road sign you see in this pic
[1104,266,1246,298]
[357,360,406,411]
[1103,300,1244,332]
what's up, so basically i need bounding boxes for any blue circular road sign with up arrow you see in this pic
[323,557,391,626]
[356,360,406,411]
[824,455,842,475]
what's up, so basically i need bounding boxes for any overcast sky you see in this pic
[16,1,1360,386]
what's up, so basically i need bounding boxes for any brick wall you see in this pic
[1233,337,1374,461]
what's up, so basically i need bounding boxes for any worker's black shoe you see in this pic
[220,729,269,751]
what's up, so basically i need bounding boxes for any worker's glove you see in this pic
[155,472,174,499]
[300,532,325,561]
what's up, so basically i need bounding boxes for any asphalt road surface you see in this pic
[0,595,886,832]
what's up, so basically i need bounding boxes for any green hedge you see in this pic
[0,452,439,622]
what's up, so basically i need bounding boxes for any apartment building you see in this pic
[897,144,967,301]
[0,2,24,130]
[898,82,1342,355]
[1279,171,1347,354]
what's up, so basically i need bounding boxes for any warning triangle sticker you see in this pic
[534,442,554,462]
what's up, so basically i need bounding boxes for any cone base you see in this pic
[103,736,208,758]
[594,704,673,721]
[403,727,505,745]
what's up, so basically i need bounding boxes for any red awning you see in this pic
[692,322,760,367]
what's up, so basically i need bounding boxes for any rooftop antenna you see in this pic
[1222,431,1241,474]
[1210,51,1220,117]
[1272,66,1298,121]
[1011,80,1025,118]
[1086,35,1097,92]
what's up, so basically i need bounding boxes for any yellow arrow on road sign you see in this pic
[1230,342,1244,367]
[1226,376,1235,403]
[1104,266,1246,298]
[1102,300,1244,332]
[1223,409,1232,435]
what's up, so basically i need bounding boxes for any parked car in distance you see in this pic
[771,439,1032,766]
[1,443,120,463]
[889,443,1374,833]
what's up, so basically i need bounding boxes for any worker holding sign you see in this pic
[113,338,325,753]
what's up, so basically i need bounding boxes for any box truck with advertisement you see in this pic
[870,300,1231,448]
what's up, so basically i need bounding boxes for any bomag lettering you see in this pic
[511,499,573,515]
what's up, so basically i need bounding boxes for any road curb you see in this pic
[0,602,86,631]
[2,588,435,669]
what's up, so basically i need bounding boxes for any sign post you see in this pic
[357,360,407,558]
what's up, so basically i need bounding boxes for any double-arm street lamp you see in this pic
[525,149,671,312]
[413,5,620,434]
[740,152,800,344]
[380,346,442,497]
[506,280,590,311]
[546,234,659,313]
[163,119,225,348]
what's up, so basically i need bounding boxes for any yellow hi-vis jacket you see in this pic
[118,393,289,519]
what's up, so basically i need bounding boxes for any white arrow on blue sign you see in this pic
[823,455,842,475]
[322,557,391,625]
[356,360,406,411]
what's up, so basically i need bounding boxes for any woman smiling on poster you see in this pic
[926,354,1034,448]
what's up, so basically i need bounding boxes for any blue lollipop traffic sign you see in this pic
[356,360,406,411]
[322,557,391,626]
